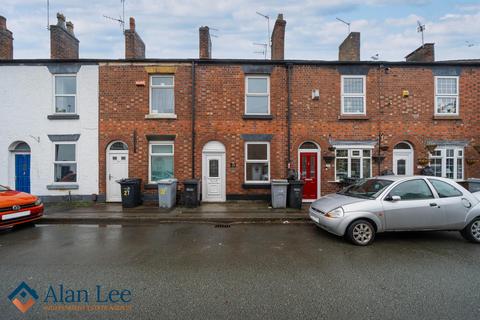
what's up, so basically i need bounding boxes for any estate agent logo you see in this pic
[8,281,39,313]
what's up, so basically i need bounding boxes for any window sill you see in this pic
[242,114,273,120]
[242,183,271,189]
[433,115,462,120]
[338,115,369,120]
[145,114,177,120]
[46,184,79,190]
[47,114,80,120]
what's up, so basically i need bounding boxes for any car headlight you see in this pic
[325,207,344,218]
[34,198,43,206]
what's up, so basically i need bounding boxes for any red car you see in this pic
[0,185,44,228]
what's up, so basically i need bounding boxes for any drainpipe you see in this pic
[286,63,293,176]
[191,60,196,178]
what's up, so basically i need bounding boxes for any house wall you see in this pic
[0,64,99,200]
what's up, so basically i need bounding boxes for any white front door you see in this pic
[202,153,226,202]
[106,152,129,202]
[393,150,413,176]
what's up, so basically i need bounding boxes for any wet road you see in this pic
[1,224,479,319]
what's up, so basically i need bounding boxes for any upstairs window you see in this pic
[245,76,270,115]
[150,75,175,115]
[335,149,371,181]
[341,76,366,115]
[435,76,459,115]
[55,75,76,114]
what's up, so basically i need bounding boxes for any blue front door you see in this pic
[15,154,31,193]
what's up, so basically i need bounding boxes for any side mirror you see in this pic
[386,195,401,201]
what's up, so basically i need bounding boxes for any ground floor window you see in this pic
[429,147,463,180]
[335,149,372,181]
[149,142,174,182]
[245,142,270,183]
[54,143,77,182]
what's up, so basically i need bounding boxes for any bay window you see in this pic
[245,142,270,183]
[335,149,372,181]
[149,142,174,182]
[429,147,463,180]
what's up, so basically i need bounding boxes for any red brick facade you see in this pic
[0,16,13,60]
[98,60,480,201]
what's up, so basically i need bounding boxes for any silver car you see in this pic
[309,176,480,245]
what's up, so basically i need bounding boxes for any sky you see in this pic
[2,0,480,61]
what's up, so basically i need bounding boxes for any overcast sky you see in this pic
[2,0,480,61]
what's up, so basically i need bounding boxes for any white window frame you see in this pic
[244,142,270,184]
[434,76,459,116]
[334,147,373,181]
[149,75,175,116]
[148,141,174,183]
[429,147,464,181]
[245,75,270,115]
[341,75,366,115]
[52,142,77,184]
[53,74,77,114]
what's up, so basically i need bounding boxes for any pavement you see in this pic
[1,224,480,319]
[39,201,310,225]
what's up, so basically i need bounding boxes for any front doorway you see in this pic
[298,142,320,201]
[393,142,414,176]
[106,141,129,202]
[9,142,31,193]
[202,141,226,202]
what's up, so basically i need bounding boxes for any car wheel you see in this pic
[460,217,480,243]
[346,220,375,246]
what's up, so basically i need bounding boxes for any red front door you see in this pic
[300,152,318,200]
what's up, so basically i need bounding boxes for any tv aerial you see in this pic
[417,20,426,45]
[336,17,351,34]
[103,0,126,31]
[253,42,267,59]
[256,11,271,57]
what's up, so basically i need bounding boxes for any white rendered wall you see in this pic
[0,64,99,197]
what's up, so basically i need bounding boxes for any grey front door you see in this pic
[382,179,445,230]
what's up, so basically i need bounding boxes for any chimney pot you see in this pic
[339,32,360,61]
[199,26,212,59]
[125,17,145,59]
[271,13,286,60]
[66,21,74,35]
[56,12,66,28]
[405,43,435,62]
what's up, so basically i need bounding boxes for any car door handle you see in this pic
[430,203,439,207]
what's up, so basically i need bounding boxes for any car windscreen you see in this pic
[0,185,8,191]
[338,179,394,199]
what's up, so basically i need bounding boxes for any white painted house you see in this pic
[0,62,99,201]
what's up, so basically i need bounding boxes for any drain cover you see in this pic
[214,224,231,228]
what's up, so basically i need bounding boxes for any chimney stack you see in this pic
[339,32,360,61]
[271,14,286,60]
[50,13,79,59]
[124,17,145,59]
[199,26,212,59]
[405,43,435,62]
[0,16,14,60]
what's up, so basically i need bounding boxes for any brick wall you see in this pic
[0,16,13,59]
[50,13,79,59]
[99,61,480,201]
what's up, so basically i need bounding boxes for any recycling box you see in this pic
[271,179,289,209]
[158,179,178,209]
